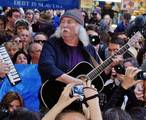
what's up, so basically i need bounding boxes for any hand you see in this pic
[42,83,81,120]
[111,55,123,67]
[105,55,123,75]
[117,67,142,89]
[0,61,10,78]
[57,74,84,84]
[83,80,102,120]
[83,80,99,103]
[134,81,144,101]
[56,83,80,108]
[73,78,84,84]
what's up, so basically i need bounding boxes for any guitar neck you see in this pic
[87,43,130,81]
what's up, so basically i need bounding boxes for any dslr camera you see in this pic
[136,71,146,80]
[114,64,146,80]
[89,34,100,46]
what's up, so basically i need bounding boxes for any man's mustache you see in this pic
[61,28,70,33]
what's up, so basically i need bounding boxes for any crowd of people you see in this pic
[0,5,145,120]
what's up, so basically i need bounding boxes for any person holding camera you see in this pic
[86,24,106,62]
[104,66,143,111]
[42,81,102,120]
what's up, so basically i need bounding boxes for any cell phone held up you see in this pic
[71,84,84,101]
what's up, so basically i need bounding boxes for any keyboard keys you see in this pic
[0,46,21,86]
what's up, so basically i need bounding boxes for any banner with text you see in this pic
[0,0,80,10]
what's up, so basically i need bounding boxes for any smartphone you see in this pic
[136,71,146,80]
[72,84,84,101]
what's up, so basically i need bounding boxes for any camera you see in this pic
[89,34,100,46]
[0,107,9,119]
[114,64,125,74]
[114,64,146,80]
[136,71,146,80]
[72,85,84,101]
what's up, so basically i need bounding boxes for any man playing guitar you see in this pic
[38,9,142,111]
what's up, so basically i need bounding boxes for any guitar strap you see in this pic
[85,48,103,68]
[89,54,99,67]
[95,48,103,64]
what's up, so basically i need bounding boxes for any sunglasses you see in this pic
[34,40,46,44]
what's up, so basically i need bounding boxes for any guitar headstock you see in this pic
[127,31,144,47]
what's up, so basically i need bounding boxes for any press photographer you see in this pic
[86,24,106,61]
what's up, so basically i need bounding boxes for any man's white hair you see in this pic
[52,25,89,46]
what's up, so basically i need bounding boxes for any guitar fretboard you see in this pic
[0,46,21,86]
[87,43,130,81]
[87,31,144,81]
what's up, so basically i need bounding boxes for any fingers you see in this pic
[83,80,97,90]
[0,63,10,77]
[116,74,124,81]
[62,83,74,95]
[125,67,141,77]
[135,92,144,101]
[133,80,143,85]
[58,83,81,105]
[112,55,123,66]
[86,80,91,87]
[134,82,144,101]
[83,80,98,99]
[69,95,81,103]
[129,80,143,89]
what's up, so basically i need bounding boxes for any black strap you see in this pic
[89,55,99,67]
[83,94,99,103]
[84,48,99,68]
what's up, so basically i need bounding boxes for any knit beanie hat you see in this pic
[60,9,84,26]
[26,9,34,15]
[14,19,29,30]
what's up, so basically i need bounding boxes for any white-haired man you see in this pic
[38,9,101,110]
[38,9,101,84]
[38,9,122,111]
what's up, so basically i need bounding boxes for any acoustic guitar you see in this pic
[40,31,143,109]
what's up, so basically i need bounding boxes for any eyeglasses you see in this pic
[34,40,46,44]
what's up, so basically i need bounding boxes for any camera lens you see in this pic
[114,64,125,74]
[89,35,100,46]
[136,71,146,80]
